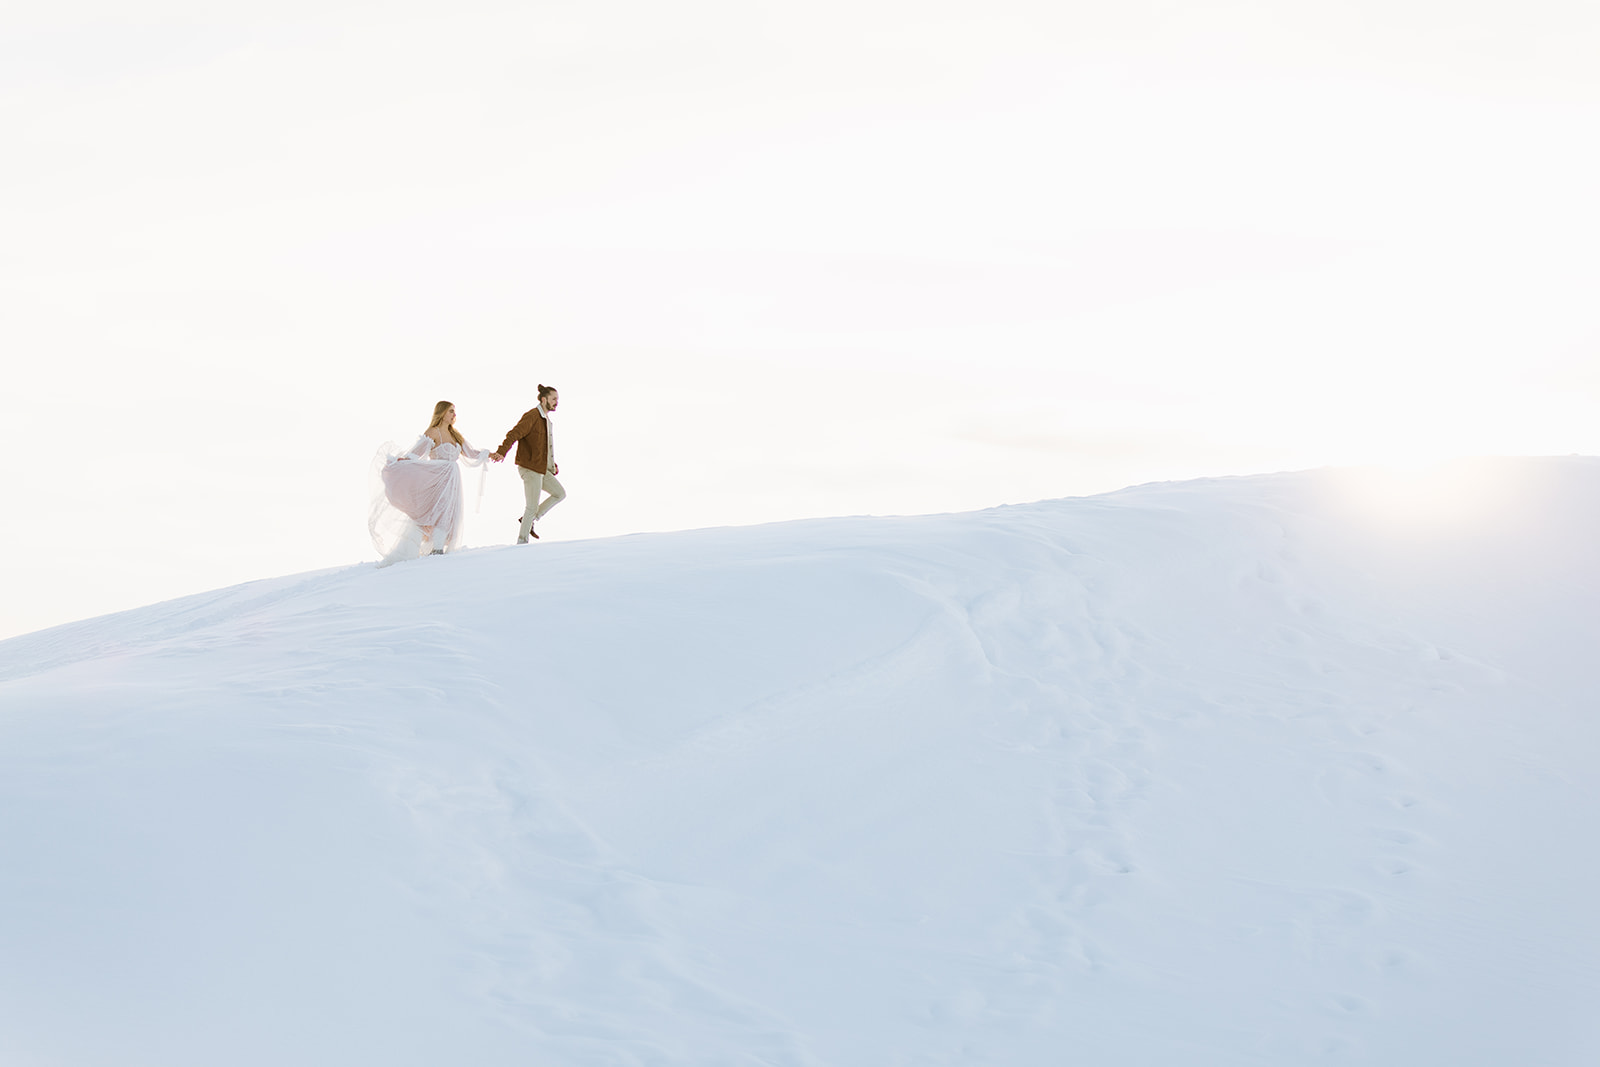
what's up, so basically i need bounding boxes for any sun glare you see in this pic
[1332,460,1512,530]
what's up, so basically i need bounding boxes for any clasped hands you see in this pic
[487,454,556,476]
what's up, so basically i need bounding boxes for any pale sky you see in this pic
[4,0,1598,640]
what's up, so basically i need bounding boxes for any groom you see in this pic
[490,384,565,543]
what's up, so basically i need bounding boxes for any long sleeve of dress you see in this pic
[401,435,433,460]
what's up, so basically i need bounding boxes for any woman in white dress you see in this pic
[370,401,492,565]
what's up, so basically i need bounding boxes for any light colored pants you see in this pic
[519,467,566,541]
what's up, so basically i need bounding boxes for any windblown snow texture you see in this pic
[2,459,1597,1066]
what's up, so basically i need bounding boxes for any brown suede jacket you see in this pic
[497,406,552,474]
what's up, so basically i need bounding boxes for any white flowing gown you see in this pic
[369,434,491,565]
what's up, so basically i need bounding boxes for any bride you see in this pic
[370,401,492,565]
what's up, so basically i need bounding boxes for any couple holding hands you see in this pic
[370,385,565,565]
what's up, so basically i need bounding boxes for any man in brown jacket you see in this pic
[490,384,565,543]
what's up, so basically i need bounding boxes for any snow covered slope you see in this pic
[2,459,1598,1066]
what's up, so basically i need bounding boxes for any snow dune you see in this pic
[2,458,1597,1066]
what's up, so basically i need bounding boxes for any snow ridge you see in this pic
[2,459,1598,1066]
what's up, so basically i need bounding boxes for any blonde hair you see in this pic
[429,400,465,446]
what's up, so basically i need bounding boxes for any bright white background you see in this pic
[4,0,1598,640]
